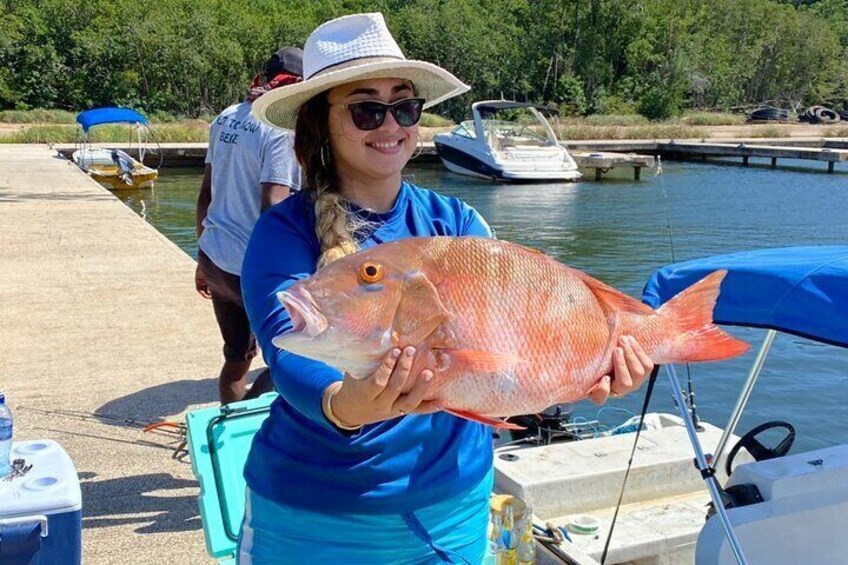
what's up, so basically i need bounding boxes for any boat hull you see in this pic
[73,148,158,189]
[434,137,581,182]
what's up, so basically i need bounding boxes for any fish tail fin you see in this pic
[657,270,749,362]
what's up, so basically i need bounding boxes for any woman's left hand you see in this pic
[588,335,654,405]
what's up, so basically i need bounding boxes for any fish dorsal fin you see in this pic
[393,272,451,345]
[577,271,654,316]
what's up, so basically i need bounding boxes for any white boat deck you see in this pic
[495,416,744,565]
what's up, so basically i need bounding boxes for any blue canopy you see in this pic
[642,246,848,348]
[76,107,149,132]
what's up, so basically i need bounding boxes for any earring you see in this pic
[320,144,331,168]
[411,132,424,160]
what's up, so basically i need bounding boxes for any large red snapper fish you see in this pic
[273,237,748,427]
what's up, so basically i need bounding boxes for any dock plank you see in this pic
[659,141,848,162]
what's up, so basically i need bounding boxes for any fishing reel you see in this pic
[505,404,578,445]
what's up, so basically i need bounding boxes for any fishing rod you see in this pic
[656,156,701,429]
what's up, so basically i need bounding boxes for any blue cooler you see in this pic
[0,440,82,565]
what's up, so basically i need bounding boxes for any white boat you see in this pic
[495,246,848,565]
[71,107,160,190]
[433,100,581,182]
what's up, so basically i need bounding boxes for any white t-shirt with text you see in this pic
[200,101,301,275]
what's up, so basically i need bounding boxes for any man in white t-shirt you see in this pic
[196,47,303,404]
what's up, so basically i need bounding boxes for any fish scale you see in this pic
[273,237,749,427]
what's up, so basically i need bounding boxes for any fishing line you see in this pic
[656,156,699,423]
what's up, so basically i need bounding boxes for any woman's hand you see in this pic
[589,335,654,405]
[326,346,440,428]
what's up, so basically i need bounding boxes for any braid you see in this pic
[313,186,359,267]
[295,94,361,267]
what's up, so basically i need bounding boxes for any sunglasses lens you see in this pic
[392,99,423,127]
[350,103,385,130]
[347,99,424,130]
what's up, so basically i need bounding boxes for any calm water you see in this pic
[117,159,848,452]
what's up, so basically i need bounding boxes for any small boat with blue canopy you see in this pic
[184,247,848,565]
[72,107,160,190]
[640,245,848,565]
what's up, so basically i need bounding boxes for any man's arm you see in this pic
[261,183,292,212]
[195,164,213,299]
[196,164,212,238]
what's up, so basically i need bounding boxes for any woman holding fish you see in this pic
[239,12,656,565]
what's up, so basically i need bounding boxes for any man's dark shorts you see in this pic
[198,250,258,362]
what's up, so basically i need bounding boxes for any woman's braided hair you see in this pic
[294,93,363,267]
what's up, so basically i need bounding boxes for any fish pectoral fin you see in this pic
[577,271,654,316]
[444,408,525,430]
[435,349,524,373]
[394,272,451,344]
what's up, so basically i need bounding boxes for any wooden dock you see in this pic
[0,144,231,564]
[566,138,848,173]
[659,140,848,173]
[55,136,848,179]
[56,142,657,180]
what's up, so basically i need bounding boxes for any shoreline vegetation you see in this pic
[2,109,846,144]
[2,1,846,126]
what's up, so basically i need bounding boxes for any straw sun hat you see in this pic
[252,12,469,130]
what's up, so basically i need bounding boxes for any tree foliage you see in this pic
[1,0,846,120]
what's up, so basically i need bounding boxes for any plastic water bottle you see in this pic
[0,391,13,479]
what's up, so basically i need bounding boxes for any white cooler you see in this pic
[0,440,82,564]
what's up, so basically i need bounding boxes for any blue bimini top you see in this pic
[76,107,149,132]
[240,181,495,515]
[642,246,848,348]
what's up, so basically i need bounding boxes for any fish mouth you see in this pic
[277,287,328,338]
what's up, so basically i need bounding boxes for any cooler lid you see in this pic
[0,440,82,516]
[186,394,274,560]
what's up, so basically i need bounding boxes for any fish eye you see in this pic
[359,262,384,284]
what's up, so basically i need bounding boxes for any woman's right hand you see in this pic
[328,347,439,428]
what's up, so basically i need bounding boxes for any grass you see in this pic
[553,124,709,140]
[2,108,845,143]
[562,114,650,127]
[674,111,746,126]
[0,122,210,143]
[0,109,77,124]
[823,126,848,137]
[420,112,454,127]
[748,125,785,138]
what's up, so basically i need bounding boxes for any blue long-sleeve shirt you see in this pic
[240,181,495,514]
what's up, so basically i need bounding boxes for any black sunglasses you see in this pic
[336,98,425,131]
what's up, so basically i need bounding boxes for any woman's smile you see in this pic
[367,138,405,154]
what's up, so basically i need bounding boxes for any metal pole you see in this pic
[712,329,777,472]
[667,364,748,565]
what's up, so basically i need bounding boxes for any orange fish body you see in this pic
[274,237,748,426]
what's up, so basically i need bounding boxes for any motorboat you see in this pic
[495,246,848,565]
[433,100,581,182]
[72,107,160,190]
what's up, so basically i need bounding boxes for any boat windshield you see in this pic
[478,107,556,147]
[451,120,477,138]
